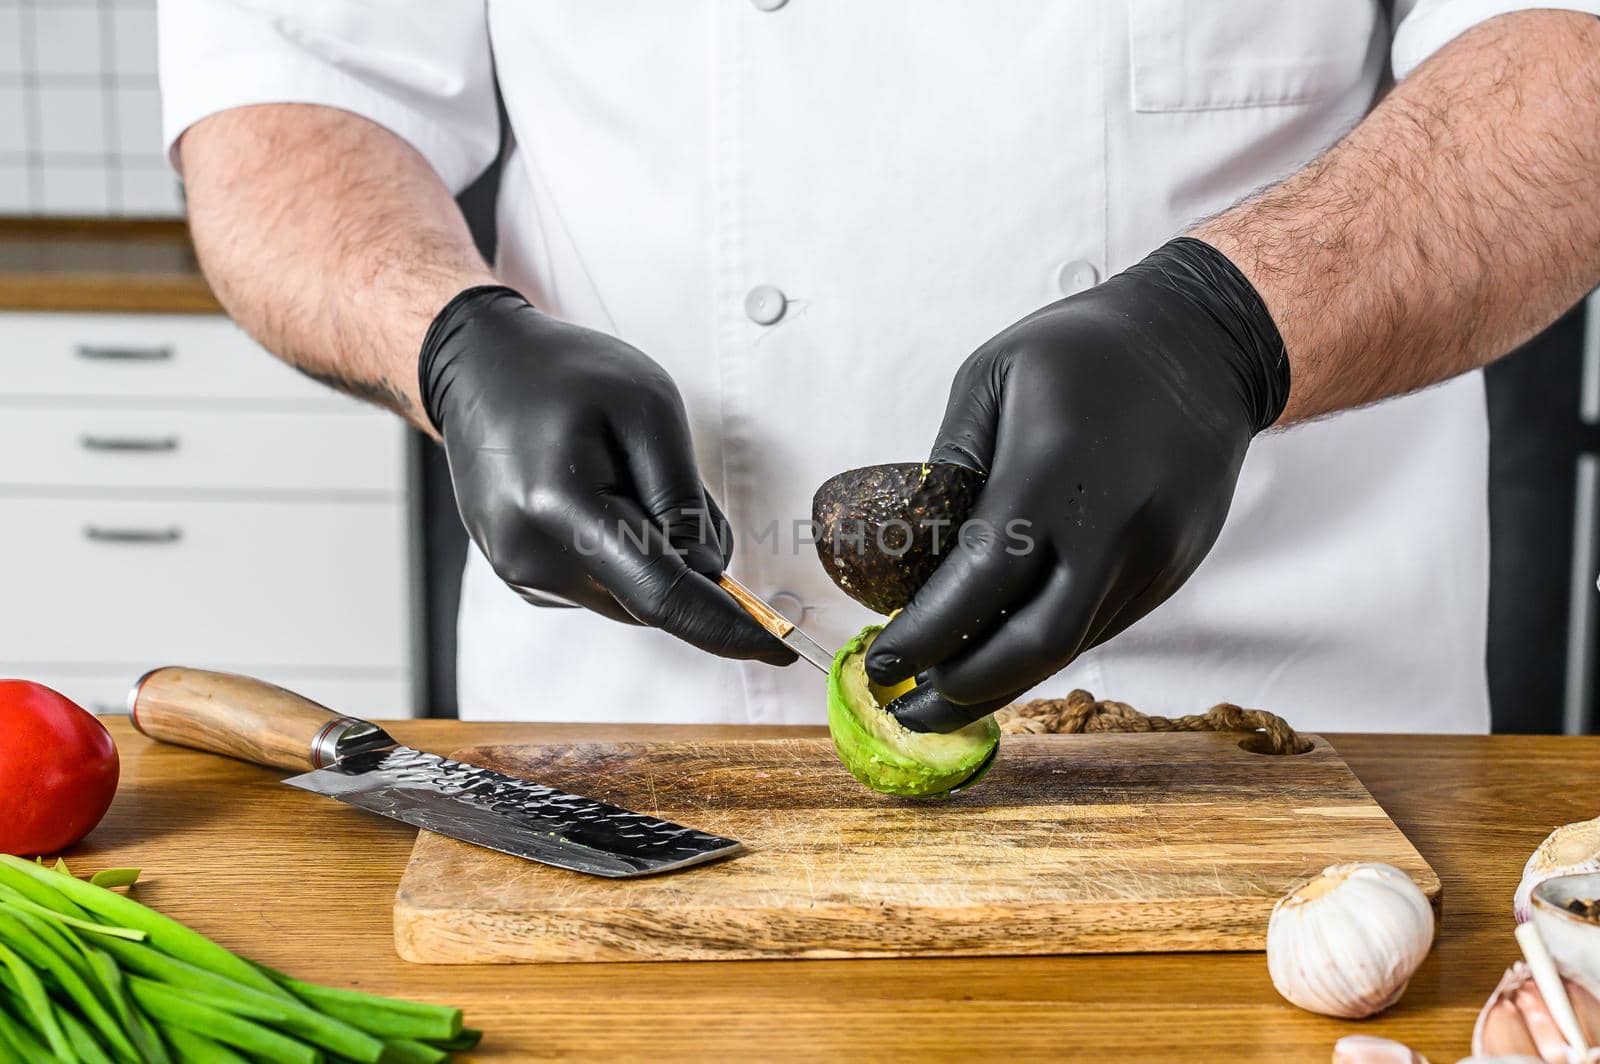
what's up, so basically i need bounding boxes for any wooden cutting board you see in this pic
[394,733,1439,964]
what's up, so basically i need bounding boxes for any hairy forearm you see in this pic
[1194,9,1600,425]
[178,104,495,431]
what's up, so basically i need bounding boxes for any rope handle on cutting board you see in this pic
[996,690,1313,755]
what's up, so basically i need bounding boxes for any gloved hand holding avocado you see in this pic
[812,238,1289,797]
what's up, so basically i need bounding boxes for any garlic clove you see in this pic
[1267,862,1435,1019]
[1511,980,1574,1063]
[1474,996,1541,1059]
[1473,961,1600,1064]
[1330,1034,1428,1063]
[1515,816,1600,924]
[1568,977,1600,1043]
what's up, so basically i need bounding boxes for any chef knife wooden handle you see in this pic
[718,574,796,638]
[129,667,360,773]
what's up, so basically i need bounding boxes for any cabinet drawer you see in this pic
[0,497,411,670]
[4,312,344,402]
[1,667,417,720]
[0,407,406,495]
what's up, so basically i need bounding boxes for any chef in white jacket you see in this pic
[158,2,1600,732]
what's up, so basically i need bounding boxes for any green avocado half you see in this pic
[826,624,1000,798]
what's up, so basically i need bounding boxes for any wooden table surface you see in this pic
[0,218,218,312]
[68,720,1597,1063]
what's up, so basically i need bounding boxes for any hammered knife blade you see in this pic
[128,667,743,878]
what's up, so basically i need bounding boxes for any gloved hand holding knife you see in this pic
[419,285,795,667]
[868,238,1290,733]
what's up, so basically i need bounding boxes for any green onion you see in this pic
[0,938,73,1061]
[54,999,116,1064]
[86,871,139,891]
[78,945,171,1064]
[0,858,479,1061]
[429,1028,483,1052]
[0,990,52,1061]
[0,901,94,984]
[0,857,282,999]
[161,1025,253,1064]
[0,894,166,1063]
[127,976,321,1064]
[130,1013,168,1064]
[0,910,143,1063]
[0,860,90,920]
[268,973,462,1041]
[97,939,385,1063]
[379,1037,452,1064]
[0,885,143,942]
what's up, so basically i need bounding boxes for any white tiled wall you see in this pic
[0,0,181,217]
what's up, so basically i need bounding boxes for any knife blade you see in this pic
[717,574,836,673]
[128,667,743,878]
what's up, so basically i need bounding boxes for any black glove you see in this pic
[419,285,794,665]
[867,238,1289,731]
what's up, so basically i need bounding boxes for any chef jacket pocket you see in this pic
[1128,0,1379,112]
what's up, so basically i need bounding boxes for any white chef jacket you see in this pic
[159,0,1600,732]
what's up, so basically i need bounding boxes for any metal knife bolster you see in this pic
[310,717,393,769]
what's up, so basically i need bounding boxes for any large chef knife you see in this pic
[127,667,743,878]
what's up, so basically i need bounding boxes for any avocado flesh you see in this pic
[827,625,1000,798]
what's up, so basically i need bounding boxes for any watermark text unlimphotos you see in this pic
[569,512,1035,559]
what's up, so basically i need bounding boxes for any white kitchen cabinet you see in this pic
[0,312,419,715]
[0,667,414,722]
[0,407,407,495]
[7,312,346,402]
[0,497,409,667]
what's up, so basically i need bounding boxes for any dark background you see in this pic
[419,142,1600,734]
[1484,302,1596,734]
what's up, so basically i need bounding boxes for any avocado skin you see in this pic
[812,462,985,614]
[826,625,1000,798]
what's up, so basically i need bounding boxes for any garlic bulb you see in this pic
[1267,862,1435,1019]
[1472,961,1600,1064]
[1330,1035,1428,1063]
[1516,816,1600,924]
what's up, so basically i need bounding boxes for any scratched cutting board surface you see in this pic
[394,733,1439,964]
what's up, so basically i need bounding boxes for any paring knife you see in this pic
[721,576,963,731]
[127,667,744,878]
[717,574,836,673]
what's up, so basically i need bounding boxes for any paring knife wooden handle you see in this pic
[718,574,796,638]
[717,573,836,672]
[129,667,373,773]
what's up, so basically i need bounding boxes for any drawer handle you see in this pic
[74,344,174,362]
[80,434,181,454]
[83,525,183,545]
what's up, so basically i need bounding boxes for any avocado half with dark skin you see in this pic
[812,462,985,614]
[827,625,1000,798]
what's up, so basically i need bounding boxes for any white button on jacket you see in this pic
[743,285,787,326]
[1055,261,1099,298]
[159,0,1600,732]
